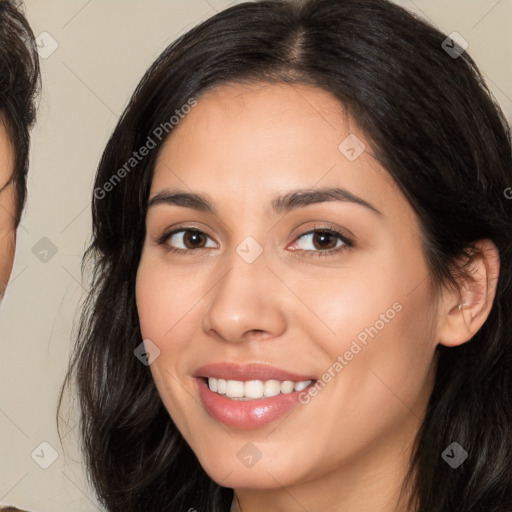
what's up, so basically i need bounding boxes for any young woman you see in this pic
[59,0,512,511]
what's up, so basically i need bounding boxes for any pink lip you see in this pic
[194,362,316,382]
[194,362,316,430]
[196,378,314,430]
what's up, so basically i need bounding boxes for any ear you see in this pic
[436,239,500,348]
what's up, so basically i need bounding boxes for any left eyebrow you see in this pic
[271,187,382,216]
[147,186,382,216]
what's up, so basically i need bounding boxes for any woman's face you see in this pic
[136,82,441,492]
[0,122,15,300]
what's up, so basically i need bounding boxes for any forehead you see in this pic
[150,81,403,217]
[160,81,348,153]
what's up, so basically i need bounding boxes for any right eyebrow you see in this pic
[147,190,214,213]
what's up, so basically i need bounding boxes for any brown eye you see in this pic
[311,231,339,250]
[182,230,207,249]
[294,228,350,254]
[163,229,217,252]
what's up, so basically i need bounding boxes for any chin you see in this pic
[194,444,310,490]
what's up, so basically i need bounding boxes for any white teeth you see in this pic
[245,380,264,399]
[264,379,281,397]
[217,378,226,394]
[208,377,218,392]
[226,380,244,398]
[207,377,312,400]
[280,381,294,394]
[294,380,310,392]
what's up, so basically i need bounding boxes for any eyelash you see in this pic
[156,224,354,258]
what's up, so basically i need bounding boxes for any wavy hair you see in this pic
[58,0,512,510]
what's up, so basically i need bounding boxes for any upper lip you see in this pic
[194,362,316,382]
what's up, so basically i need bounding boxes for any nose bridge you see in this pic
[202,237,286,343]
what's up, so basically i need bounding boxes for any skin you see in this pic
[0,121,16,300]
[135,82,499,512]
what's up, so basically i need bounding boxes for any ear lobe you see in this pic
[437,239,500,348]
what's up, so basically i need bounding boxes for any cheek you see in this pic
[135,253,210,392]
[297,242,437,423]
[298,241,433,351]
[135,258,202,434]
[135,255,202,339]
[0,229,15,296]
[135,261,167,339]
[0,196,16,296]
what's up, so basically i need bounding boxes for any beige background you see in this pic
[0,1,510,510]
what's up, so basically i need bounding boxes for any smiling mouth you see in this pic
[196,366,318,429]
[203,377,314,400]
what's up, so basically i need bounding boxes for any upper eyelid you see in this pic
[290,226,353,249]
[159,224,216,243]
[160,224,353,248]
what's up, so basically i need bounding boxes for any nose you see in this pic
[201,249,287,344]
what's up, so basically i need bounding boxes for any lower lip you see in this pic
[197,378,313,430]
